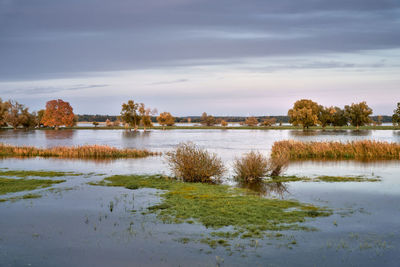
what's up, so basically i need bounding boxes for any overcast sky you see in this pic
[0,0,399,115]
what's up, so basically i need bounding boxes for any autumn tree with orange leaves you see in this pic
[41,99,75,129]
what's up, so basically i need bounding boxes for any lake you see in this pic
[0,129,399,266]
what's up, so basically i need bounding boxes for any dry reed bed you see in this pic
[0,143,159,159]
[271,140,400,160]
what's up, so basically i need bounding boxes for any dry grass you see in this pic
[271,140,400,160]
[165,142,225,183]
[0,143,159,159]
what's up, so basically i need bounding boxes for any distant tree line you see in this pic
[0,97,399,130]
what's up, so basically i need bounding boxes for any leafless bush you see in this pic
[165,142,225,183]
[233,151,269,183]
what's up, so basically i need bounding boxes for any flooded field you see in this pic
[1,129,399,266]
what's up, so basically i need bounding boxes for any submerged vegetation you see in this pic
[0,177,65,195]
[0,169,81,178]
[0,143,159,159]
[165,142,225,183]
[272,140,400,160]
[91,174,331,238]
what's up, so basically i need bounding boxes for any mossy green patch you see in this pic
[91,174,331,239]
[0,169,81,178]
[0,177,65,195]
[0,193,42,202]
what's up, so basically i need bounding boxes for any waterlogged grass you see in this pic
[0,177,65,195]
[91,174,331,238]
[266,175,380,183]
[0,193,42,202]
[0,169,82,178]
[0,143,160,159]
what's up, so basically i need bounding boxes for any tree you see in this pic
[331,107,348,127]
[41,99,75,130]
[157,112,175,129]
[120,100,141,131]
[5,100,31,129]
[344,101,373,129]
[376,115,383,126]
[200,112,216,126]
[244,116,258,126]
[37,109,45,127]
[0,98,10,127]
[139,103,157,132]
[318,106,335,129]
[260,117,276,127]
[392,103,400,126]
[288,99,320,129]
[92,121,99,127]
[220,120,228,127]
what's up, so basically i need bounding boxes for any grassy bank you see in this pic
[0,177,65,195]
[0,144,160,159]
[272,140,400,160]
[91,174,331,238]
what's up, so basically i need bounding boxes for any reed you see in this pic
[271,140,400,160]
[0,143,159,159]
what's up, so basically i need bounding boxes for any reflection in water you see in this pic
[237,181,289,199]
[44,129,75,140]
[288,129,372,137]
[122,130,152,139]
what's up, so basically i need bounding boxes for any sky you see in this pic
[0,0,399,116]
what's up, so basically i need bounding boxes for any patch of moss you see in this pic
[0,177,65,195]
[0,169,81,178]
[91,174,331,238]
[0,193,42,202]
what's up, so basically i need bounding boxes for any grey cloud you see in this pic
[1,84,108,95]
[0,0,399,80]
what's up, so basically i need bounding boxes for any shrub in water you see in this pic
[165,142,225,183]
[233,151,269,183]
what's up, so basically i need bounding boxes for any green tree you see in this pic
[5,100,31,129]
[200,112,216,126]
[331,107,348,127]
[0,98,10,127]
[157,112,175,129]
[288,99,320,129]
[318,106,335,129]
[260,117,276,127]
[120,100,141,131]
[36,109,45,127]
[344,101,373,129]
[139,103,157,132]
[244,116,258,126]
[392,103,400,126]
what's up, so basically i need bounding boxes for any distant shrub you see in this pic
[233,151,269,182]
[166,142,225,183]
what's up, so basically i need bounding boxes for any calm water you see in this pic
[0,129,399,266]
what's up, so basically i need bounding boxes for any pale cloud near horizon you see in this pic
[0,0,399,115]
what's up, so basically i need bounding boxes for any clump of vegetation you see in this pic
[266,175,380,183]
[165,142,225,183]
[269,152,289,177]
[0,177,65,195]
[271,140,400,160]
[233,151,269,182]
[91,174,331,238]
[0,143,160,159]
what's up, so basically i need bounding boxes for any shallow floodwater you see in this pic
[0,129,399,266]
